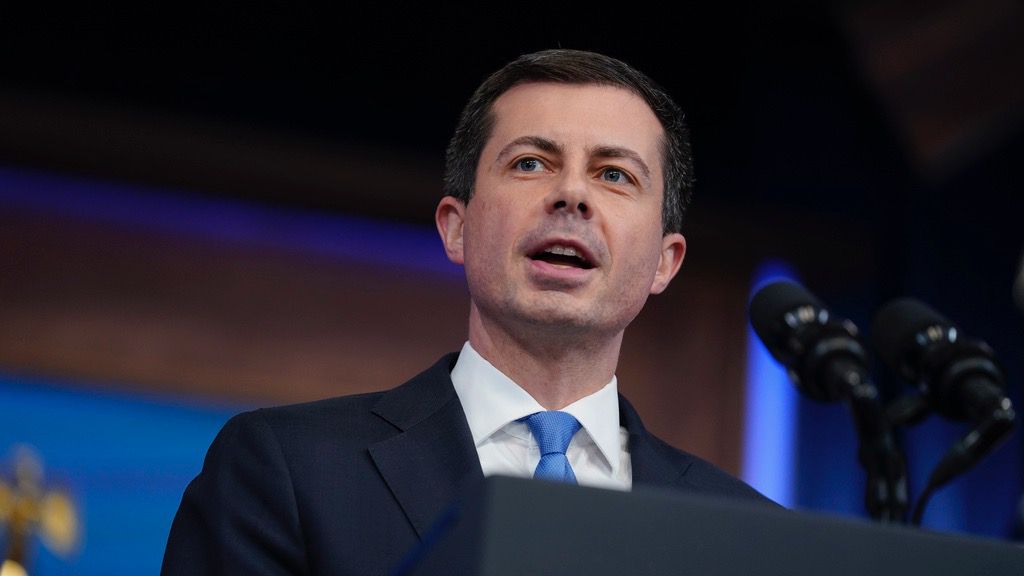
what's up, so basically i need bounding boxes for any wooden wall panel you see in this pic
[0,206,470,404]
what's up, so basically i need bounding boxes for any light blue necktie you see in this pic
[521,411,582,484]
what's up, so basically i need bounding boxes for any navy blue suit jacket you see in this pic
[162,353,771,575]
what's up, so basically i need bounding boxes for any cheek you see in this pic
[615,231,665,291]
[467,193,528,249]
[462,203,514,278]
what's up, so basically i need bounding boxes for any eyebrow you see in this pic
[495,136,653,186]
[494,136,562,164]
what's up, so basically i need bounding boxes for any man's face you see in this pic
[437,82,686,339]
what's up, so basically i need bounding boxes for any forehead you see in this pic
[485,82,665,173]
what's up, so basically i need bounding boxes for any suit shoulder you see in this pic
[646,433,779,507]
[255,391,386,422]
[233,391,392,447]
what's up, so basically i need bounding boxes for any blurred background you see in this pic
[1,1,1022,573]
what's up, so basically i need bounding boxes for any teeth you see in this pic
[545,245,579,258]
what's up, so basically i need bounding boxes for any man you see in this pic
[162,49,771,575]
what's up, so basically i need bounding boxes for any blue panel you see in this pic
[794,396,862,515]
[0,373,241,575]
[742,260,800,507]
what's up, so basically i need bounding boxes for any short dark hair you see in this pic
[443,49,693,234]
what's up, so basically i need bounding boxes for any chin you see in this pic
[513,302,615,335]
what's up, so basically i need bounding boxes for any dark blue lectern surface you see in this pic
[399,475,1024,575]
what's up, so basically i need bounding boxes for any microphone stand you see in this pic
[824,359,909,523]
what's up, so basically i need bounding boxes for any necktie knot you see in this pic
[521,411,581,483]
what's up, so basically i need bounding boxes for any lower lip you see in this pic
[527,258,595,285]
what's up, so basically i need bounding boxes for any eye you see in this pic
[600,167,634,185]
[514,157,545,172]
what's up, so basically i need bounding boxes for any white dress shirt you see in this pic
[450,341,632,490]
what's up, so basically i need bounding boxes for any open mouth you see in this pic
[529,245,595,269]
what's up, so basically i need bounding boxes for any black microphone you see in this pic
[749,280,868,403]
[871,298,1015,524]
[750,280,908,522]
[871,298,1012,424]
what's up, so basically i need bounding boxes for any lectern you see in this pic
[397,475,1024,575]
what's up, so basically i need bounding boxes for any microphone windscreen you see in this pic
[870,298,952,370]
[749,280,823,345]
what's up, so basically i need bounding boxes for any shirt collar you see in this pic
[450,341,623,475]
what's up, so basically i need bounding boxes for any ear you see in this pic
[435,196,467,265]
[649,232,686,295]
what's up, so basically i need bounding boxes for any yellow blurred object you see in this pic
[0,445,80,574]
[39,491,78,554]
[0,560,28,576]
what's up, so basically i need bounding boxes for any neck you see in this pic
[466,305,622,410]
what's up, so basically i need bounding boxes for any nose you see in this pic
[552,199,588,214]
[546,170,593,219]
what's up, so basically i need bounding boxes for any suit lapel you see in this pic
[367,359,703,537]
[619,394,694,488]
[368,354,484,539]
